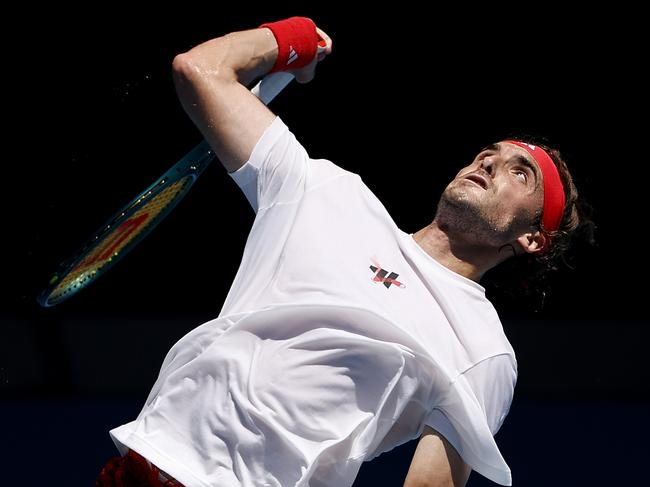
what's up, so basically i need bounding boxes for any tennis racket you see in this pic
[38,71,295,307]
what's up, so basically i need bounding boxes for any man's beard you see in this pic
[435,189,524,248]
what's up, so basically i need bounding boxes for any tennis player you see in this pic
[97,16,584,487]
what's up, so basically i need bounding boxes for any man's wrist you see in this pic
[258,17,320,73]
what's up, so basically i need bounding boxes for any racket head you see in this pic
[38,140,214,307]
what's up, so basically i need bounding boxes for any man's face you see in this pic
[437,142,545,246]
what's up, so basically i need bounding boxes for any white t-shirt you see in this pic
[110,117,517,487]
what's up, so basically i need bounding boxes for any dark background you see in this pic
[4,5,648,486]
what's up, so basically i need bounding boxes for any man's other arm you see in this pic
[403,426,472,487]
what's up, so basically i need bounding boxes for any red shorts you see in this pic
[95,449,184,487]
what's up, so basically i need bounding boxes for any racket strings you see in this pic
[46,176,193,304]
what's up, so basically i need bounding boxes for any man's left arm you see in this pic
[403,426,471,487]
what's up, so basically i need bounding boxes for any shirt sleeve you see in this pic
[228,116,309,213]
[426,354,516,442]
[463,354,517,435]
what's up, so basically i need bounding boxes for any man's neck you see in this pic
[412,222,496,282]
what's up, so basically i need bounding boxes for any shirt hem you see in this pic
[110,425,216,487]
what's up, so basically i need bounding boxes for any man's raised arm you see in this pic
[171,17,332,173]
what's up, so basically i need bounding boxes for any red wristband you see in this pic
[259,17,320,73]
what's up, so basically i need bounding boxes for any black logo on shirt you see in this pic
[370,258,405,289]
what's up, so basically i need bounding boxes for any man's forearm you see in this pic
[174,28,278,87]
[171,18,329,172]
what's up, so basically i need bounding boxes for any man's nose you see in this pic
[480,156,497,174]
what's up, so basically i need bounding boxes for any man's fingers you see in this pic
[294,25,331,83]
[316,27,333,55]
[295,67,316,84]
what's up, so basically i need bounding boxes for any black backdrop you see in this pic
[4,5,648,486]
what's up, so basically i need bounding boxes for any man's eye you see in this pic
[514,170,527,183]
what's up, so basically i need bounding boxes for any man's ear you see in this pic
[516,231,548,254]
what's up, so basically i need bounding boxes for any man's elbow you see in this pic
[171,38,234,84]
[171,52,204,83]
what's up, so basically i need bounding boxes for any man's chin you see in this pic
[441,186,481,208]
[435,190,494,237]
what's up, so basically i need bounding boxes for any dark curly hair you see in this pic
[483,137,595,311]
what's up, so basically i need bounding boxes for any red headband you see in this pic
[505,140,566,232]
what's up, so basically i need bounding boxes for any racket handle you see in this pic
[251,72,294,104]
